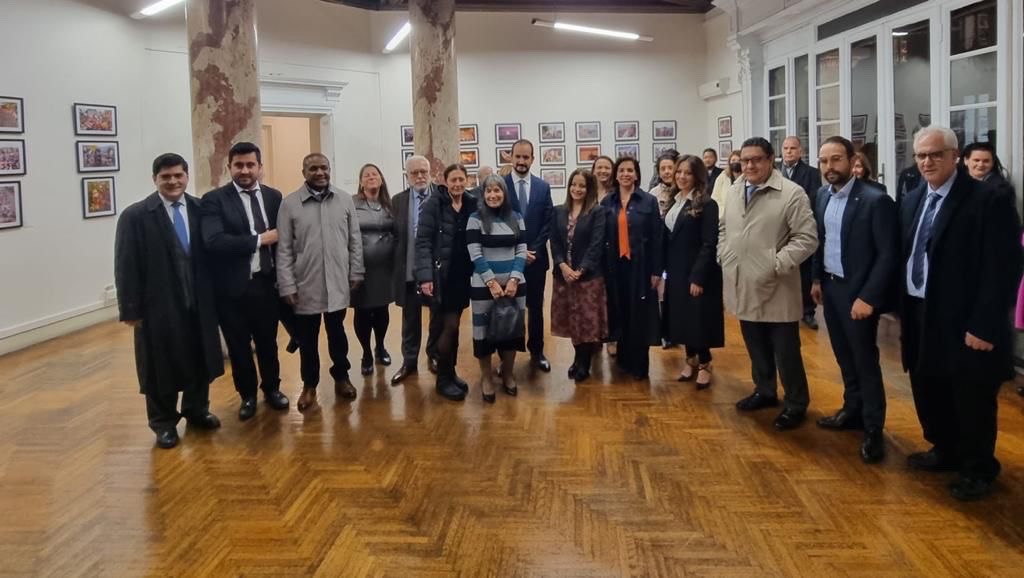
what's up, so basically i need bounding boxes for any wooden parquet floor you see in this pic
[1,309,1023,577]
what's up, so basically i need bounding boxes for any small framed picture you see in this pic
[540,145,565,166]
[653,142,677,159]
[401,125,414,147]
[576,144,602,164]
[459,124,478,145]
[851,114,868,136]
[0,96,25,134]
[0,181,23,230]
[614,121,639,141]
[81,176,116,219]
[576,121,601,142]
[0,139,27,176]
[496,147,513,165]
[652,120,676,141]
[540,168,566,188]
[402,148,414,166]
[460,148,479,168]
[539,122,565,143]
[718,115,733,138]
[466,173,479,188]
[614,142,640,161]
[76,141,120,173]
[73,103,117,137]
[495,123,521,144]
[718,140,733,160]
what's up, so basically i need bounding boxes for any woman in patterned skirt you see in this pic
[467,175,527,403]
[550,169,609,382]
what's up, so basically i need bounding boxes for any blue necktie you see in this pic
[518,179,528,213]
[172,201,190,255]
[910,192,941,289]
[745,184,756,205]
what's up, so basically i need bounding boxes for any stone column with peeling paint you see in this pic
[410,0,459,183]
[187,0,261,193]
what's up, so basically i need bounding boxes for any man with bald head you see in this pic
[780,136,822,330]
[467,165,494,199]
[899,126,1020,501]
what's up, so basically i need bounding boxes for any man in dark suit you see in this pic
[114,153,224,449]
[780,136,822,330]
[390,154,444,384]
[506,139,554,372]
[895,164,922,207]
[809,136,898,464]
[900,126,1021,501]
[200,142,290,421]
[703,148,723,189]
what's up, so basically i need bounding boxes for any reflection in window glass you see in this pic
[950,51,997,106]
[950,0,996,56]
[817,123,841,147]
[950,107,996,150]
[769,130,786,163]
[850,36,878,177]
[769,99,786,128]
[769,67,786,97]
[795,56,810,162]
[817,86,840,122]
[893,20,930,171]
[817,49,840,85]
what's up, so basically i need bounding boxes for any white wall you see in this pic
[702,10,746,159]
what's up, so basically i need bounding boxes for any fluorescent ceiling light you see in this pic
[532,19,653,42]
[132,0,186,19]
[892,31,909,37]
[384,21,412,53]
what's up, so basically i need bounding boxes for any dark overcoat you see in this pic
[662,197,724,348]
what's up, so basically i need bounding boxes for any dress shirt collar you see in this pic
[233,181,261,195]
[301,183,333,203]
[830,178,855,198]
[927,171,957,199]
[159,192,187,208]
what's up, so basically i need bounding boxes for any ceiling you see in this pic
[321,0,715,13]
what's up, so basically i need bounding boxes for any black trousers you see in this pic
[436,311,462,380]
[821,277,886,430]
[294,309,350,388]
[353,305,389,359]
[800,260,816,318]
[217,273,281,399]
[399,282,442,368]
[614,258,651,378]
[904,297,1002,481]
[525,264,547,356]
[739,320,810,412]
[146,382,210,434]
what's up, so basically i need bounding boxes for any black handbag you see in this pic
[487,297,525,342]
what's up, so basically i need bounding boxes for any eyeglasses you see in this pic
[408,169,429,176]
[739,156,768,165]
[913,149,953,163]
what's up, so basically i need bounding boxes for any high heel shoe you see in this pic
[360,356,373,376]
[482,390,496,404]
[677,356,697,381]
[502,382,518,397]
[376,347,392,366]
[696,362,713,389]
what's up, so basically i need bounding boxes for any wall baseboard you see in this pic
[0,303,119,356]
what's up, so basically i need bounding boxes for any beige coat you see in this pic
[717,169,818,322]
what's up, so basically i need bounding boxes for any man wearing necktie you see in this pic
[779,136,823,330]
[114,153,224,449]
[200,142,290,421]
[899,126,1021,501]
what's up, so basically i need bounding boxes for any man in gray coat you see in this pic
[277,153,364,411]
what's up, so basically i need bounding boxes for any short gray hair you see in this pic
[405,154,429,171]
[914,125,958,151]
[481,174,507,194]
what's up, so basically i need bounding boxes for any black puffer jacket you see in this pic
[414,186,478,284]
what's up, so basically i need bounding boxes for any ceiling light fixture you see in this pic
[131,0,186,19]
[531,19,653,42]
[384,21,412,53]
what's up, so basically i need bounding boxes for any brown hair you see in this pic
[851,152,874,181]
[356,163,392,213]
[564,169,598,215]
[670,155,708,216]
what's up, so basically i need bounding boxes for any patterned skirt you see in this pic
[551,275,609,345]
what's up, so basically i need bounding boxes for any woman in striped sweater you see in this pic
[466,175,528,403]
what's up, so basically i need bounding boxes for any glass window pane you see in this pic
[950,51,997,106]
[769,98,787,128]
[950,0,997,56]
[769,67,786,97]
[850,36,878,180]
[893,19,930,172]
[795,55,810,161]
[817,85,840,122]
[769,130,786,162]
[817,49,840,85]
[950,106,996,151]
[817,122,841,146]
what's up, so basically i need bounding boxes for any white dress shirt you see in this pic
[905,172,955,298]
[234,181,270,274]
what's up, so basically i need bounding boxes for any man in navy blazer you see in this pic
[506,139,554,371]
[810,136,898,464]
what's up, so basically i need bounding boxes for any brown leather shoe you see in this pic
[335,379,357,401]
[297,387,318,412]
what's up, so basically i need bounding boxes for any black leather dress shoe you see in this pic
[376,348,392,366]
[533,354,552,372]
[361,356,374,376]
[428,357,439,375]
[773,409,805,431]
[436,379,466,401]
[390,365,416,385]
[816,408,864,430]
[265,390,289,411]
[155,429,179,449]
[574,367,591,383]
[567,363,578,380]
[239,397,257,421]
[186,412,222,430]
[907,448,959,472]
[861,429,885,463]
[802,314,819,330]
[454,375,469,393]
[949,476,994,501]
[286,338,299,354]
[735,391,780,412]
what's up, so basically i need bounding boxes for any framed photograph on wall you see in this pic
[652,120,676,141]
[495,123,521,144]
[73,103,117,137]
[718,140,733,161]
[0,181,22,230]
[851,114,868,136]
[614,121,639,141]
[540,145,565,166]
[540,168,566,188]
[466,173,479,188]
[0,96,25,134]
[460,148,480,168]
[402,148,414,166]
[575,121,601,142]
[400,125,414,147]
[459,124,478,145]
[718,115,733,138]
[81,176,116,219]
[76,141,120,173]
[0,139,26,176]
[539,122,565,143]
[576,144,601,164]
[496,147,513,165]
[614,142,639,161]
[653,142,677,159]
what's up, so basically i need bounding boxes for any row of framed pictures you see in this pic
[1,97,119,136]
[0,139,121,176]
[401,120,680,148]
[0,176,117,230]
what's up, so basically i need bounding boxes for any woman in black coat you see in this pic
[601,157,663,380]
[662,155,724,388]
[414,163,478,402]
